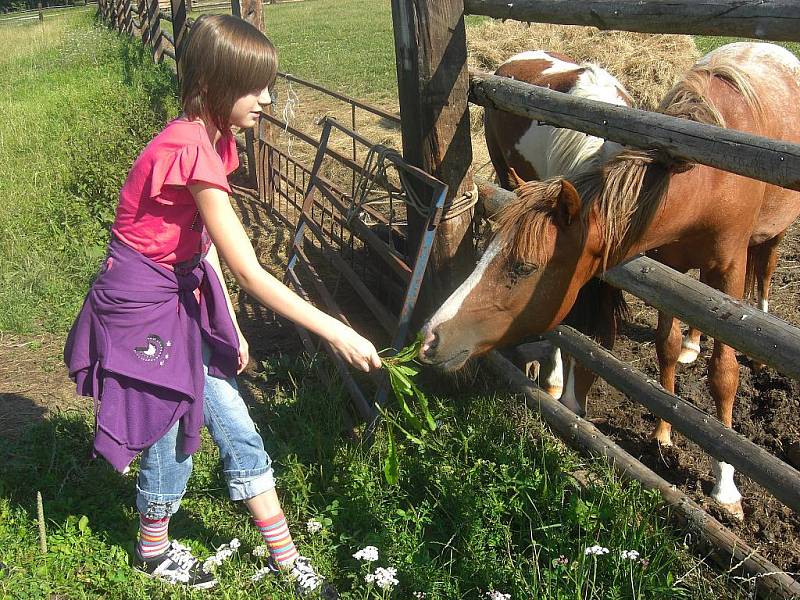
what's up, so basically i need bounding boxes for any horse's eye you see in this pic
[509,261,538,280]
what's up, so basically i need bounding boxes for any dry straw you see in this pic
[466,20,700,111]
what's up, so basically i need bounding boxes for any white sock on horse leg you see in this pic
[710,460,742,506]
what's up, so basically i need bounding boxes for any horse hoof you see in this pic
[544,385,563,400]
[677,343,700,364]
[650,431,673,447]
[718,499,745,521]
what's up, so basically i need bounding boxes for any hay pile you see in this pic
[467,20,700,111]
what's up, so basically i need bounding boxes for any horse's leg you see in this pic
[678,271,707,364]
[678,327,701,364]
[539,346,564,399]
[559,286,619,416]
[652,311,682,446]
[750,232,784,372]
[704,262,746,520]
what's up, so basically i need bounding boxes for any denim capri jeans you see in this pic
[135,344,274,520]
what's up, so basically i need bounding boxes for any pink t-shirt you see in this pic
[112,119,239,271]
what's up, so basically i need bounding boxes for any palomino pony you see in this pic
[484,50,631,405]
[421,42,800,519]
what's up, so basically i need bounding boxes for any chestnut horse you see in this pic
[421,42,800,519]
[484,50,631,404]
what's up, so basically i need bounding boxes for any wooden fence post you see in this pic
[170,0,187,79]
[37,2,43,21]
[232,0,263,187]
[149,0,162,62]
[390,0,475,315]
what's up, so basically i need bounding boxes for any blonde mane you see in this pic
[495,55,763,270]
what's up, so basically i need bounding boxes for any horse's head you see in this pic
[420,178,601,370]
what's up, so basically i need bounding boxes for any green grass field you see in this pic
[0,4,773,599]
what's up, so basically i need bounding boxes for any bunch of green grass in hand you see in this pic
[379,336,436,484]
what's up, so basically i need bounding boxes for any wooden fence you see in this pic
[389,0,800,597]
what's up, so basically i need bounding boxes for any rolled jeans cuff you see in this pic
[227,467,275,501]
[135,486,186,519]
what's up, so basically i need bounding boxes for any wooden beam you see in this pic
[232,0,262,186]
[547,325,800,511]
[169,0,186,79]
[470,72,800,191]
[602,256,800,380]
[485,350,800,599]
[390,0,475,314]
[464,0,800,43]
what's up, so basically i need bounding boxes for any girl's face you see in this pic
[229,86,272,130]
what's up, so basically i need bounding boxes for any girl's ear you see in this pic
[555,180,581,228]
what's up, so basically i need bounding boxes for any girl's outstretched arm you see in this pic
[191,183,381,372]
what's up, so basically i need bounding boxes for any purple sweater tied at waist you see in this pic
[64,237,239,472]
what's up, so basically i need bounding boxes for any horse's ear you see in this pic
[507,167,527,190]
[555,180,581,228]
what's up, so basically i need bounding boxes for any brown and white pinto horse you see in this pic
[484,50,631,405]
[421,42,800,519]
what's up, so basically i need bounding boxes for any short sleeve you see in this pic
[148,143,232,204]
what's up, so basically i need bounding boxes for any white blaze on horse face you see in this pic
[710,460,742,505]
[424,238,504,336]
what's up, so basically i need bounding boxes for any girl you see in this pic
[65,14,381,593]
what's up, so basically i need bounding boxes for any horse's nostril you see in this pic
[420,328,439,358]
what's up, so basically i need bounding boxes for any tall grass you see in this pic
[0,11,178,333]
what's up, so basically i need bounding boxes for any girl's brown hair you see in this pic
[180,14,277,132]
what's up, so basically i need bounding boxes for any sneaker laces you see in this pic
[292,556,323,591]
[165,540,199,573]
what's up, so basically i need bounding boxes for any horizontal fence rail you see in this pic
[546,325,800,511]
[602,256,800,381]
[470,73,800,190]
[464,0,800,42]
[469,72,800,191]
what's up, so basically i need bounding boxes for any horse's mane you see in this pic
[494,54,763,271]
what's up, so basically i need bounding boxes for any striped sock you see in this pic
[137,515,170,559]
[254,512,299,567]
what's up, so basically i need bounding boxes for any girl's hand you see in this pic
[237,332,250,374]
[326,322,381,372]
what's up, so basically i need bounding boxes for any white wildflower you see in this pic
[584,545,610,556]
[486,591,511,600]
[306,518,323,534]
[353,545,379,562]
[621,549,640,561]
[251,566,273,582]
[367,566,398,591]
[413,593,427,599]
[252,544,269,557]
[203,539,240,571]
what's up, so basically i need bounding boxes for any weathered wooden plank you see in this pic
[485,350,800,599]
[391,0,476,313]
[465,0,800,42]
[602,256,800,380]
[168,0,186,79]
[547,325,800,511]
[469,72,800,191]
